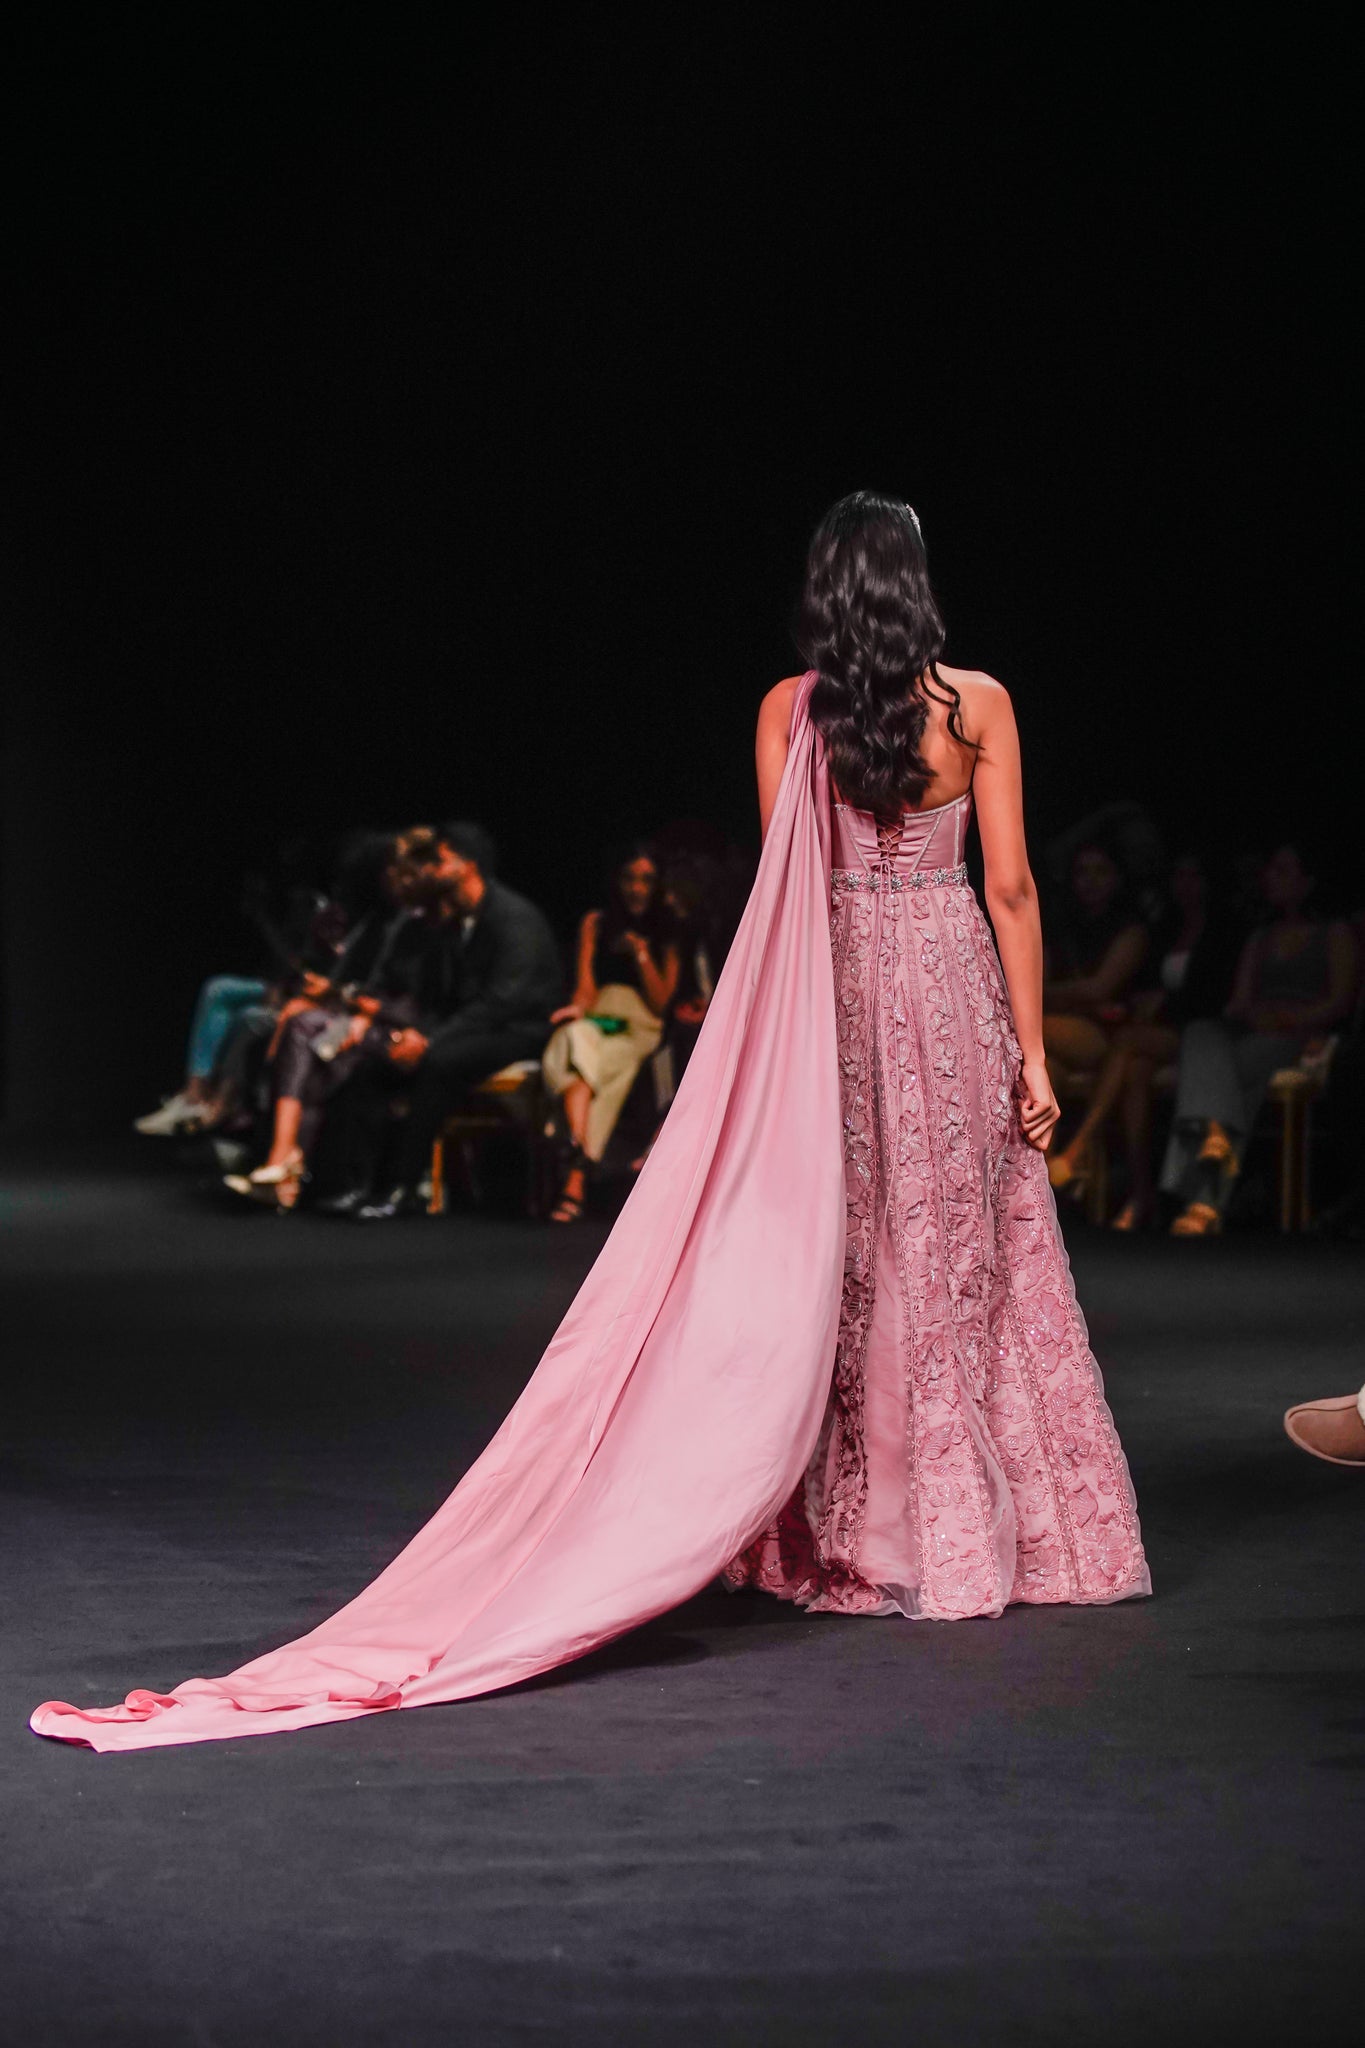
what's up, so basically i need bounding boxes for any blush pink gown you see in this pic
[30,676,1147,1753]
[726,789,1149,1617]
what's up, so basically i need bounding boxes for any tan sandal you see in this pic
[1170,1200,1221,1237]
[1196,1120,1236,1168]
[1047,1148,1090,1199]
[224,1150,306,1211]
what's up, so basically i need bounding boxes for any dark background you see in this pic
[3,12,1357,1126]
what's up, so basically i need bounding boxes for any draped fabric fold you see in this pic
[31,677,846,1752]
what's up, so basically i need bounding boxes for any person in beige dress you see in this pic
[543,843,679,1221]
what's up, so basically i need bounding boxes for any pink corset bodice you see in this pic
[830,789,973,885]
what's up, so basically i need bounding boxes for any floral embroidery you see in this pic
[725,795,1148,1617]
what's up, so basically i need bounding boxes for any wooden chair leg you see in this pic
[1085,1144,1109,1226]
[1277,1095,1302,1234]
[1297,1103,1313,1232]
[458,1136,484,1207]
[428,1135,446,1217]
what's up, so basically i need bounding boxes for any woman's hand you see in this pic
[1018,1059,1060,1151]
[301,971,331,1000]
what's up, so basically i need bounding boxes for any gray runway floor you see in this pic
[3,1145,1361,2045]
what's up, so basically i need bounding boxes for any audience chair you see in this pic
[428,1061,554,1218]
[1266,1041,1336,1234]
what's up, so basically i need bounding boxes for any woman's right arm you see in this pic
[970,678,1059,1151]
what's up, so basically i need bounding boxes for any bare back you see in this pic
[755,663,1046,1086]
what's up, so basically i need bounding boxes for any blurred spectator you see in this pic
[542,842,679,1222]
[134,830,396,1138]
[349,825,562,1220]
[1164,842,1357,1235]
[226,823,560,1216]
[1042,842,1149,1120]
[1045,800,1166,928]
[1048,851,1242,1227]
[626,853,728,1172]
[1315,922,1365,1236]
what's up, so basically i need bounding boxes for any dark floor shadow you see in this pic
[476,1585,811,1700]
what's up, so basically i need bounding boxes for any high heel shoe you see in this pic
[1047,1148,1090,1200]
[1196,1119,1236,1168]
[549,1148,588,1224]
[1170,1200,1221,1237]
[224,1150,306,1211]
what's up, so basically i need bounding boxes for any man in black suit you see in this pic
[348,821,562,1220]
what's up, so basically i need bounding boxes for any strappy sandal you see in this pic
[1047,1147,1092,1202]
[549,1150,588,1224]
[224,1150,306,1212]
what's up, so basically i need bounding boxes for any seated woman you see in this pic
[1047,851,1242,1228]
[222,833,425,1209]
[134,833,397,1140]
[1041,841,1148,1178]
[1163,841,1358,1236]
[542,843,679,1222]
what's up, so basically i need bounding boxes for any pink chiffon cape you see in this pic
[31,677,848,1751]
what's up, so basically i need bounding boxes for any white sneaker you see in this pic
[134,1092,200,1136]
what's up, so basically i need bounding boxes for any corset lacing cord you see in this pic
[866,814,904,1240]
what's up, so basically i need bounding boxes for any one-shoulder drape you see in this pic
[32,678,846,1751]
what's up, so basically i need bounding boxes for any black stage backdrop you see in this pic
[3,14,1356,1126]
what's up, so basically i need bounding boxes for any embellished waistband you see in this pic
[831,863,969,894]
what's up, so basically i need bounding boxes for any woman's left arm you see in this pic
[632,941,680,1018]
[1287,922,1360,1031]
[756,677,800,842]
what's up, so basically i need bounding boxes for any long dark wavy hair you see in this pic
[797,490,973,814]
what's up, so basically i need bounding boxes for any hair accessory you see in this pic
[905,503,922,536]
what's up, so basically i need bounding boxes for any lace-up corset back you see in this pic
[831,790,972,877]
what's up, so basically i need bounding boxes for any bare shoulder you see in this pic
[759,673,804,727]
[938,663,1010,707]
[937,665,1011,741]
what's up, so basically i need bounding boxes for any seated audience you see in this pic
[226,822,562,1218]
[134,832,394,1138]
[1048,851,1242,1227]
[1045,799,1166,929]
[1163,841,1357,1235]
[1314,946,1365,1236]
[542,842,679,1222]
[1042,840,1149,1103]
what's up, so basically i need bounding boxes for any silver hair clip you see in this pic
[905,504,922,536]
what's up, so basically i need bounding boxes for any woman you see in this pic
[135,833,396,1145]
[541,844,679,1222]
[1047,852,1241,1229]
[1163,842,1356,1235]
[31,493,1148,1754]
[222,833,421,1210]
[1041,841,1148,1115]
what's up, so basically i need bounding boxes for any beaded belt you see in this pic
[831,863,969,894]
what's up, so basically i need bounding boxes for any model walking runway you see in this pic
[30,495,1147,1753]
